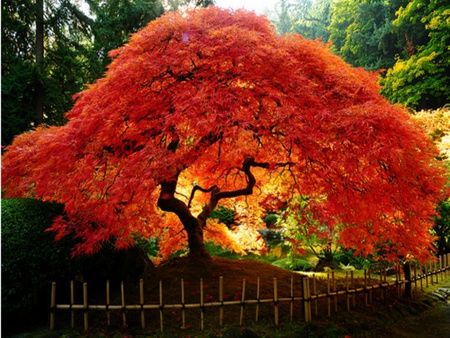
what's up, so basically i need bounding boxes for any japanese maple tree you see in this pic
[2,7,446,262]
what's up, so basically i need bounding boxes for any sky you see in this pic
[215,0,278,15]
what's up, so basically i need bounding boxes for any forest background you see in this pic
[2,0,449,146]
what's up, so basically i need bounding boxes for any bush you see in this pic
[333,249,373,270]
[1,198,150,333]
[209,206,235,227]
[264,213,279,227]
[1,199,72,331]
[434,198,450,255]
[272,257,314,271]
[205,241,240,259]
[257,228,284,248]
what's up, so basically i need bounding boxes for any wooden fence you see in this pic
[50,253,450,332]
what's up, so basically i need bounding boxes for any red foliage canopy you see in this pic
[2,8,446,261]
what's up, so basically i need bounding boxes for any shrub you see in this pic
[264,213,279,227]
[257,228,284,248]
[205,241,240,259]
[272,257,314,271]
[1,198,71,330]
[434,198,450,255]
[333,249,373,270]
[1,198,150,333]
[209,206,235,227]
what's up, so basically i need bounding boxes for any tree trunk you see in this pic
[186,220,210,259]
[157,180,210,259]
[403,261,412,299]
[35,0,44,124]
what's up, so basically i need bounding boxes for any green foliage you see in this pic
[135,236,159,257]
[258,229,284,248]
[1,198,149,332]
[264,213,279,227]
[272,0,332,40]
[1,198,70,317]
[1,0,165,145]
[332,249,373,270]
[205,241,240,258]
[2,0,40,144]
[329,0,407,70]
[381,0,450,109]
[280,195,335,258]
[87,0,164,73]
[434,198,450,254]
[163,0,214,11]
[272,257,314,271]
[209,206,235,226]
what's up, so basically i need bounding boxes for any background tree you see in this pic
[2,8,446,263]
[328,0,407,70]
[381,0,450,109]
[2,0,40,144]
[85,0,164,77]
[271,0,331,40]
[1,0,165,145]
[412,108,450,255]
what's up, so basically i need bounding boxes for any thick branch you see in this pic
[157,178,198,231]
[197,157,294,223]
[188,184,218,208]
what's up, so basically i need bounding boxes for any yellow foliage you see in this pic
[412,107,450,159]
[204,218,266,255]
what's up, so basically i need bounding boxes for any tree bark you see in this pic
[157,179,210,259]
[35,0,44,124]
[403,261,412,299]
[186,219,209,258]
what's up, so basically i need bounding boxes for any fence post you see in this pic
[430,261,434,285]
[351,271,355,308]
[200,278,204,331]
[255,277,260,322]
[327,273,331,317]
[420,265,424,291]
[219,276,223,326]
[181,278,186,329]
[313,274,318,317]
[364,270,368,307]
[413,263,417,296]
[159,280,163,332]
[121,282,126,327]
[332,271,337,313]
[240,279,246,326]
[447,253,450,275]
[403,261,411,299]
[273,277,279,326]
[379,268,384,301]
[83,282,88,332]
[50,282,56,330]
[70,280,74,329]
[434,260,439,284]
[345,272,350,311]
[140,279,145,329]
[290,275,294,322]
[106,280,110,326]
[395,266,400,298]
[302,277,311,322]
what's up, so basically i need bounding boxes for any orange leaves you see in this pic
[1,7,447,261]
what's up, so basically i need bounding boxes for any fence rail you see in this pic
[50,253,450,332]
